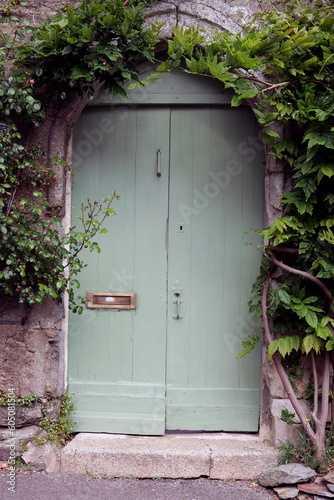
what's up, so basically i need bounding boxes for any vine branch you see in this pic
[311,350,318,422]
[271,252,333,308]
[262,272,315,440]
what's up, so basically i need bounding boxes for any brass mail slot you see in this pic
[86,292,136,309]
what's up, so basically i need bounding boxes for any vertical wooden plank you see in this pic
[69,108,102,385]
[131,107,170,386]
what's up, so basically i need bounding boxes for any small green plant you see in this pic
[281,408,297,426]
[18,440,27,453]
[236,333,260,359]
[323,425,334,469]
[85,466,99,478]
[33,393,76,447]
[0,391,76,448]
[17,394,39,407]
[0,390,39,407]
[84,467,112,479]
[13,456,24,469]
[0,0,23,15]
[277,424,332,472]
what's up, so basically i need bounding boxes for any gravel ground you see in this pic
[0,471,279,500]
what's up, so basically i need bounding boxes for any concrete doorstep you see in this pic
[60,433,278,480]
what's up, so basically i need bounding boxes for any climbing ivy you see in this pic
[156,0,334,460]
[15,0,162,100]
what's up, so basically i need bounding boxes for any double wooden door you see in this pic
[69,98,264,434]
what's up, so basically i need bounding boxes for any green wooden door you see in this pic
[69,76,264,434]
[166,106,263,431]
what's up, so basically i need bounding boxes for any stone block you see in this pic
[270,399,311,447]
[0,405,42,428]
[208,435,278,480]
[324,471,334,484]
[265,172,285,226]
[262,347,314,400]
[0,327,64,397]
[273,486,299,499]
[263,352,288,399]
[298,483,334,497]
[0,425,39,461]
[22,440,62,473]
[29,299,64,329]
[144,2,177,39]
[61,433,210,478]
[178,2,242,33]
[259,463,316,487]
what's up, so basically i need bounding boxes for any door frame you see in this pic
[66,62,266,434]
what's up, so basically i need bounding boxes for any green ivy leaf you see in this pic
[321,165,334,178]
[326,338,334,351]
[305,310,318,328]
[302,334,322,355]
[237,333,260,359]
[316,326,331,340]
[278,289,290,305]
[267,339,279,360]
[81,26,93,42]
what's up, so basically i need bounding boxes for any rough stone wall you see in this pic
[0,0,291,447]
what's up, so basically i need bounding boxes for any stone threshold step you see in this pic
[60,433,278,479]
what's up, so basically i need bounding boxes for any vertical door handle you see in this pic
[172,296,183,319]
[157,149,161,177]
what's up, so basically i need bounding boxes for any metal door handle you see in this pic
[157,149,161,177]
[172,298,183,319]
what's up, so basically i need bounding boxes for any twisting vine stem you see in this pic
[271,252,334,311]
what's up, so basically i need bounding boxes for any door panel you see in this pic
[69,106,169,434]
[166,107,263,431]
[69,99,264,434]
